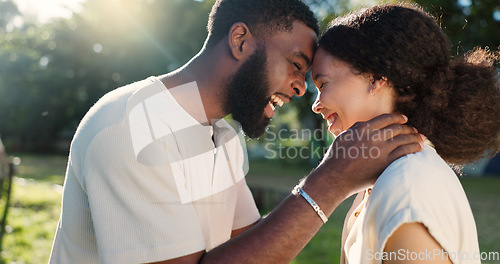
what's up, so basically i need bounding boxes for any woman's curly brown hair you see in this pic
[318,3,500,164]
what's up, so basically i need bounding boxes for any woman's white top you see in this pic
[342,145,480,264]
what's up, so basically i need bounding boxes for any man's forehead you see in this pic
[267,22,317,63]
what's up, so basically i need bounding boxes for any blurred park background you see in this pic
[0,0,499,263]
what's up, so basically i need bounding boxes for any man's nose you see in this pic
[291,77,306,97]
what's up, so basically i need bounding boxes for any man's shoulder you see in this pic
[79,77,159,131]
[71,77,162,153]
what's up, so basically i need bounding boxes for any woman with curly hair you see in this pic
[311,4,500,264]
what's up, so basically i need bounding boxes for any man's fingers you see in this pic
[361,113,408,131]
[388,142,424,164]
[384,133,425,163]
[380,124,418,141]
[389,133,425,147]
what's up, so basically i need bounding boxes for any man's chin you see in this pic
[240,117,271,139]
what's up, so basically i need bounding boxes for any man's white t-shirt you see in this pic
[49,77,261,264]
[342,145,480,264]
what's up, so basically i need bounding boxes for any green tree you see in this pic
[0,0,215,152]
[0,0,19,31]
[0,0,497,153]
[416,0,500,53]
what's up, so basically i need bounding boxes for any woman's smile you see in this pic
[311,47,396,136]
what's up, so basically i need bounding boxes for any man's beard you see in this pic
[223,46,271,138]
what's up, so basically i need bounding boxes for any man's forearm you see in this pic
[190,113,424,264]
[200,169,347,264]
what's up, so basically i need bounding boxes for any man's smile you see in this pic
[264,93,292,118]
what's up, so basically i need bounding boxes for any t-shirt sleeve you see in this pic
[232,178,261,230]
[361,150,475,263]
[83,130,206,264]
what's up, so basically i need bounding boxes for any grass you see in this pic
[460,177,500,256]
[12,154,67,186]
[0,154,65,264]
[1,154,499,264]
[0,178,62,264]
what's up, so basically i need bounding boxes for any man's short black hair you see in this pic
[205,0,319,49]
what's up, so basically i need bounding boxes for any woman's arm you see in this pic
[383,223,452,264]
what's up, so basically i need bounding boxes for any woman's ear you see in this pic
[370,76,389,95]
[227,22,255,61]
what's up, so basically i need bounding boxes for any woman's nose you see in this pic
[312,94,323,114]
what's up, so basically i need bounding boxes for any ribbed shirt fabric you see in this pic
[49,77,260,264]
[341,145,480,264]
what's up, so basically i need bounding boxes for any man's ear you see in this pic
[227,22,256,61]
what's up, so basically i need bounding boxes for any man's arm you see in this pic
[231,222,259,238]
[148,223,259,264]
[153,113,424,264]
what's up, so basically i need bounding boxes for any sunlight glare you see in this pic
[13,0,84,23]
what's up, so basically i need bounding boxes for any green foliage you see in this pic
[0,0,215,153]
[415,0,500,53]
[0,0,498,156]
[0,0,19,31]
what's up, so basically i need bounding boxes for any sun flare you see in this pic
[13,0,84,23]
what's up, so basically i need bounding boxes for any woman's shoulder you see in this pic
[364,145,479,257]
[374,144,456,191]
[367,143,474,229]
[367,143,470,221]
